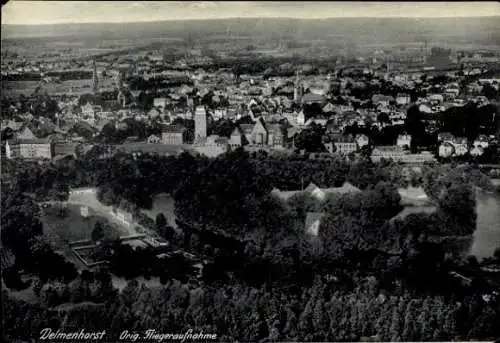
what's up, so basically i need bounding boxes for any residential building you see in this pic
[396,93,411,106]
[334,141,358,155]
[418,103,434,114]
[81,102,99,117]
[147,134,161,144]
[324,142,335,154]
[305,117,328,127]
[372,94,394,107]
[396,134,412,149]
[399,152,436,164]
[161,125,186,145]
[52,141,79,157]
[250,119,268,145]
[14,126,37,140]
[266,123,286,148]
[148,108,162,118]
[327,134,357,155]
[439,142,455,158]
[302,93,326,105]
[371,146,405,163]
[1,120,23,132]
[153,98,168,109]
[322,102,336,114]
[438,133,468,157]
[239,124,254,144]
[5,139,52,159]
[428,93,445,104]
[206,135,228,146]
[470,146,484,156]
[473,135,489,149]
[454,144,469,156]
[356,134,370,148]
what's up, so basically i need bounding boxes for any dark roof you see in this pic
[162,124,186,133]
[239,124,254,134]
[334,135,356,143]
[322,182,361,195]
[302,93,326,103]
[7,138,50,145]
[266,123,284,135]
[304,183,319,193]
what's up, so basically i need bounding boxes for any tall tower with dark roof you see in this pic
[91,57,99,95]
[293,71,303,105]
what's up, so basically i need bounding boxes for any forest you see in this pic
[1,148,500,342]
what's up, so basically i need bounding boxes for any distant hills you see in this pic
[2,17,500,46]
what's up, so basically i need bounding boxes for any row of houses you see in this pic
[438,133,491,158]
[2,125,83,160]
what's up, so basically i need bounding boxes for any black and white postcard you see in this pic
[1,1,500,342]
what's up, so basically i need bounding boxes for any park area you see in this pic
[40,203,127,268]
[41,204,129,243]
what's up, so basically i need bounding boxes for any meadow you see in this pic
[41,204,107,244]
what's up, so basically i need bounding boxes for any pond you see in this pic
[470,189,500,260]
[144,189,500,260]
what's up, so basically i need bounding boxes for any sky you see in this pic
[2,1,500,25]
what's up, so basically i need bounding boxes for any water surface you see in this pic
[470,190,500,259]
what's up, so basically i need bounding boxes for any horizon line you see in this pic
[3,15,500,27]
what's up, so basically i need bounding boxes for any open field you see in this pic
[41,204,116,243]
[67,188,138,236]
[41,203,130,269]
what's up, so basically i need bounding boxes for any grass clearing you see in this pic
[41,204,108,244]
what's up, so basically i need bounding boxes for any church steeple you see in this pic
[92,57,99,95]
[294,71,303,105]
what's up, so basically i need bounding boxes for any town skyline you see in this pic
[2,1,500,26]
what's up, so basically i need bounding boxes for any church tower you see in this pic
[91,57,99,95]
[115,71,123,90]
[194,106,207,144]
[293,71,303,105]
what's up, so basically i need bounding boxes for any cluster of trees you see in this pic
[91,220,120,243]
[294,122,326,153]
[2,144,499,341]
[29,268,116,308]
[1,189,78,291]
[128,76,193,91]
[421,163,494,199]
[318,182,403,257]
[98,118,157,143]
[440,103,499,142]
[1,92,59,121]
[4,274,499,342]
[46,71,94,81]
